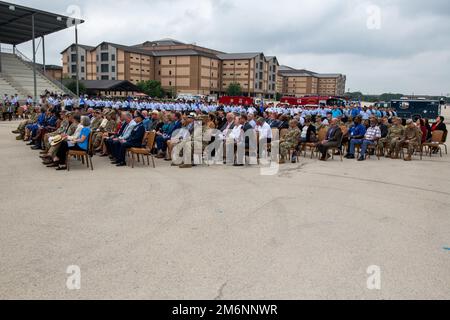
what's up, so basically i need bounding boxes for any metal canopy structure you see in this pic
[0,1,84,102]
[0,1,83,45]
[73,80,141,95]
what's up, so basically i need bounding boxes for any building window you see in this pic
[101,75,109,80]
[169,70,172,75]
[158,70,161,75]
[111,54,116,61]
[101,64,109,73]
[71,65,77,73]
[80,55,85,62]
[96,66,99,73]
[101,53,109,61]
[169,60,172,65]
[169,81,172,86]
[111,66,116,73]
[112,77,116,80]
[81,66,85,73]
[71,54,77,62]
[101,43,108,50]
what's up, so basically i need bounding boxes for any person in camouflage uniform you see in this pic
[93,111,116,150]
[400,119,422,161]
[13,106,39,140]
[41,114,78,162]
[385,117,405,159]
[42,111,70,151]
[280,119,301,163]
[90,110,103,132]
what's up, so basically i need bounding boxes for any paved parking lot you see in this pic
[0,114,449,300]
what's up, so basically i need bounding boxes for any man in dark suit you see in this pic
[317,118,343,161]
[113,112,146,167]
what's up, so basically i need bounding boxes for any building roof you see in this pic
[217,52,262,60]
[134,38,186,47]
[95,42,153,56]
[64,80,140,92]
[152,49,219,59]
[0,1,84,45]
[315,73,345,78]
[60,44,95,54]
[279,69,318,76]
[279,65,296,71]
[36,63,62,70]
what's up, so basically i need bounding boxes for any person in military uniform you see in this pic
[93,111,116,151]
[41,111,70,152]
[90,110,103,132]
[280,119,301,163]
[13,106,40,140]
[41,114,79,164]
[385,117,405,159]
[400,119,422,161]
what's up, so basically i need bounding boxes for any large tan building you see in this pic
[216,53,278,98]
[278,65,346,97]
[61,39,279,98]
[62,40,344,98]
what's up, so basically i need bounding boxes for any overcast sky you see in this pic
[4,0,450,95]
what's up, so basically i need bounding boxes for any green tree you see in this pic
[66,80,86,95]
[136,80,164,98]
[226,82,242,96]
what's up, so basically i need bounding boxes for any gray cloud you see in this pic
[5,0,450,95]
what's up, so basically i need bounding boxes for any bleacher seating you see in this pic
[0,74,22,98]
[0,52,66,99]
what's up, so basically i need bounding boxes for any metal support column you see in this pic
[75,23,79,97]
[32,14,37,105]
[42,36,46,73]
[0,41,2,73]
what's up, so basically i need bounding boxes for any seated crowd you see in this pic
[10,95,448,170]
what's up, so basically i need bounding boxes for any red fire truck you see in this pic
[280,96,347,107]
[218,96,255,106]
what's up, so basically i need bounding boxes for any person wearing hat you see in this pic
[41,111,71,153]
[384,117,405,159]
[90,110,103,132]
[42,114,81,166]
[399,119,422,161]
[53,116,92,170]
[147,110,161,131]
[111,111,146,167]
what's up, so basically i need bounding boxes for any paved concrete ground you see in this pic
[0,112,449,300]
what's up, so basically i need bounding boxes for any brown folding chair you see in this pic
[423,130,444,157]
[67,133,94,171]
[128,131,157,168]
[309,127,328,159]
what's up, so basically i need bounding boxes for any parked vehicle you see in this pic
[390,99,441,120]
